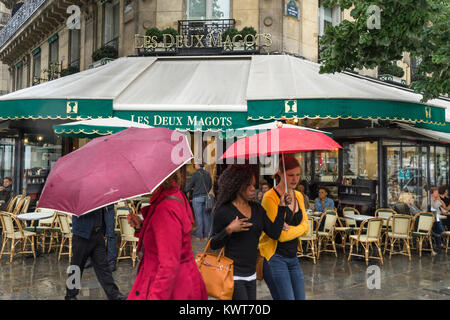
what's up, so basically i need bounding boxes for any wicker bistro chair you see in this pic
[0,212,36,263]
[23,209,57,253]
[116,214,139,267]
[334,213,360,253]
[317,209,338,258]
[375,208,396,244]
[297,217,317,264]
[11,196,26,215]
[384,214,413,261]
[114,205,134,235]
[348,217,384,266]
[343,207,361,216]
[5,195,23,213]
[57,212,73,263]
[410,212,435,257]
[442,231,450,253]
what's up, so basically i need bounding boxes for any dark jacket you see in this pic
[72,204,113,240]
[184,168,212,198]
[0,184,13,205]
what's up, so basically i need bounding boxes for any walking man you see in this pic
[185,164,212,240]
[65,206,125,300]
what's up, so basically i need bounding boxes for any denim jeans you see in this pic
[104,206,117,265]
[192,196,211,238]
[432,221,444,247]
[263,254,306,300]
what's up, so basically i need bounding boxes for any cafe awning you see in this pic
[246,55,449,126]
[1,55,449,134]
[397,123,450,143]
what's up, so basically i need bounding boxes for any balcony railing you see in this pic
[178,19,235,47]
[0,0,46,49]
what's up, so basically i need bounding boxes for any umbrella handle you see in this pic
[281,154,290,205]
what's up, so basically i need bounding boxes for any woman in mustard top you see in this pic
[259,155,309,300]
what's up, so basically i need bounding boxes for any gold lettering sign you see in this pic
[135,33,272,50]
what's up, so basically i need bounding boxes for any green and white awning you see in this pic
[1,55,449,136]
[53,117,152,138]
[246,56,449,126]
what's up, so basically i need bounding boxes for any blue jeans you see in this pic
[104,206,117,265]
[192,196,211,238]
[432,221,444,247]
[263,254,306,300]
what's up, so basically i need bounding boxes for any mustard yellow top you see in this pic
[258,188,309,261]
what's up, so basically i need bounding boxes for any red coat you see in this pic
[127,185,207,300]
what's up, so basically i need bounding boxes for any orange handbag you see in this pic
[195,239,234,300]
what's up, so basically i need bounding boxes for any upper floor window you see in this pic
[104,0,119,49]
[16,62,23,90]
[318,0,341,36]
[48,34,59,80]
[187,0,230,20]
[69,29,81,69]
[32,49,41,85]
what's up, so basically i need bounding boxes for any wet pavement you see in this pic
[0,234,449,300]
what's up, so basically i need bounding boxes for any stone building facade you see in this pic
[0,0,411,92]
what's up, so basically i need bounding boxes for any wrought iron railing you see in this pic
[0,0,46,49]
[178,19,235,47]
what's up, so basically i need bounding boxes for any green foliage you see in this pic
[319,0,449,102]
[160,27,179,39]
[145,27,163,42]
[92,45,118,62]
[221,28,240,42]
[60,66,80,77]
[240,26,257,39]
[379,62,404,78]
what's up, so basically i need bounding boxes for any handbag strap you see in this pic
[200,238,226,262]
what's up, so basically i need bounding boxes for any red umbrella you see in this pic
[38,127,193,216]
[220,124,342,192]
[221,126,342,159]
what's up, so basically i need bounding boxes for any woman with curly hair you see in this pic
[210,164,289,300]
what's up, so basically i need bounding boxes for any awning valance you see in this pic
[397,123,450,143]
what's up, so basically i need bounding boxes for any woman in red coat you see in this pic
[126,171,207,300]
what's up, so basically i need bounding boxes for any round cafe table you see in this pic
[17,212,55,258]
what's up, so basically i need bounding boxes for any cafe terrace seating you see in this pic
[0,212,36,263]
[384,214,413,261]
[348,217,384,266]
[297,216,317,264]
[410,212,435,257]
[316,208,338,259]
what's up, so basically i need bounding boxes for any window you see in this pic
[16,63,23,90]
[69,29,81,69]
[104,0,119,49]
[32,50,41,85]
[187,0,230,19]
[48,36,59,80]
[342,141,378,180]
[318,0,341,36]
[314,149,339,182]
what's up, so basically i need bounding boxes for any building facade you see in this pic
[0,0,447,214]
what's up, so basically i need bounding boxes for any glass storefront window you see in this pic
[342,141,378,180]
[23,135,62,201]
[435,146,448,187]
[386,146,401,206]
[314,149,339,182]
[294,152,312,183]
[0,138,15,182]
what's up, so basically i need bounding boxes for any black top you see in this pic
[184,168,212,198]
[273,189,303,258]
[441,196,450,207]
[210,201,286,277]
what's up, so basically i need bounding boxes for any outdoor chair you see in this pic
[114,205,134,235]
[384,214,413,261]
[334,213,359,253]
[57,212,73,263]
[11,195,26,215]
[5,195,23,213]
[317,208,338,258]
[136,198,150,213]
[410,212,434,257]
[343,207,361,216]
[0,212,36,263]
[348,217,384,266]
[23,209,57,254]
[116,214,139,267]
[297,216,317,264]
[442,231,450,253]
[375,208,396,243]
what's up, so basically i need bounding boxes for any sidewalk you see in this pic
[0,234,448,300]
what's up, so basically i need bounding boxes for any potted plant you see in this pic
[60,65,79,77]
[92,45,118,62]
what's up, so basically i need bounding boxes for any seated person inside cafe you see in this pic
[314,187,334,213]
[430,186,448,250]
[392,192,421,216]
[0,177,13,210]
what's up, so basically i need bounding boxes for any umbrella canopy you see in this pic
[234,121,333,138]
[221,126,342,160]
[37,127,192,216]
[53,117,152,138]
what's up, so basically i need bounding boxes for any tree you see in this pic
[318,0,449,102]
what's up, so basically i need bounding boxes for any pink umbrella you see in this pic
[221,124,342,192]
[38,127,193,216]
